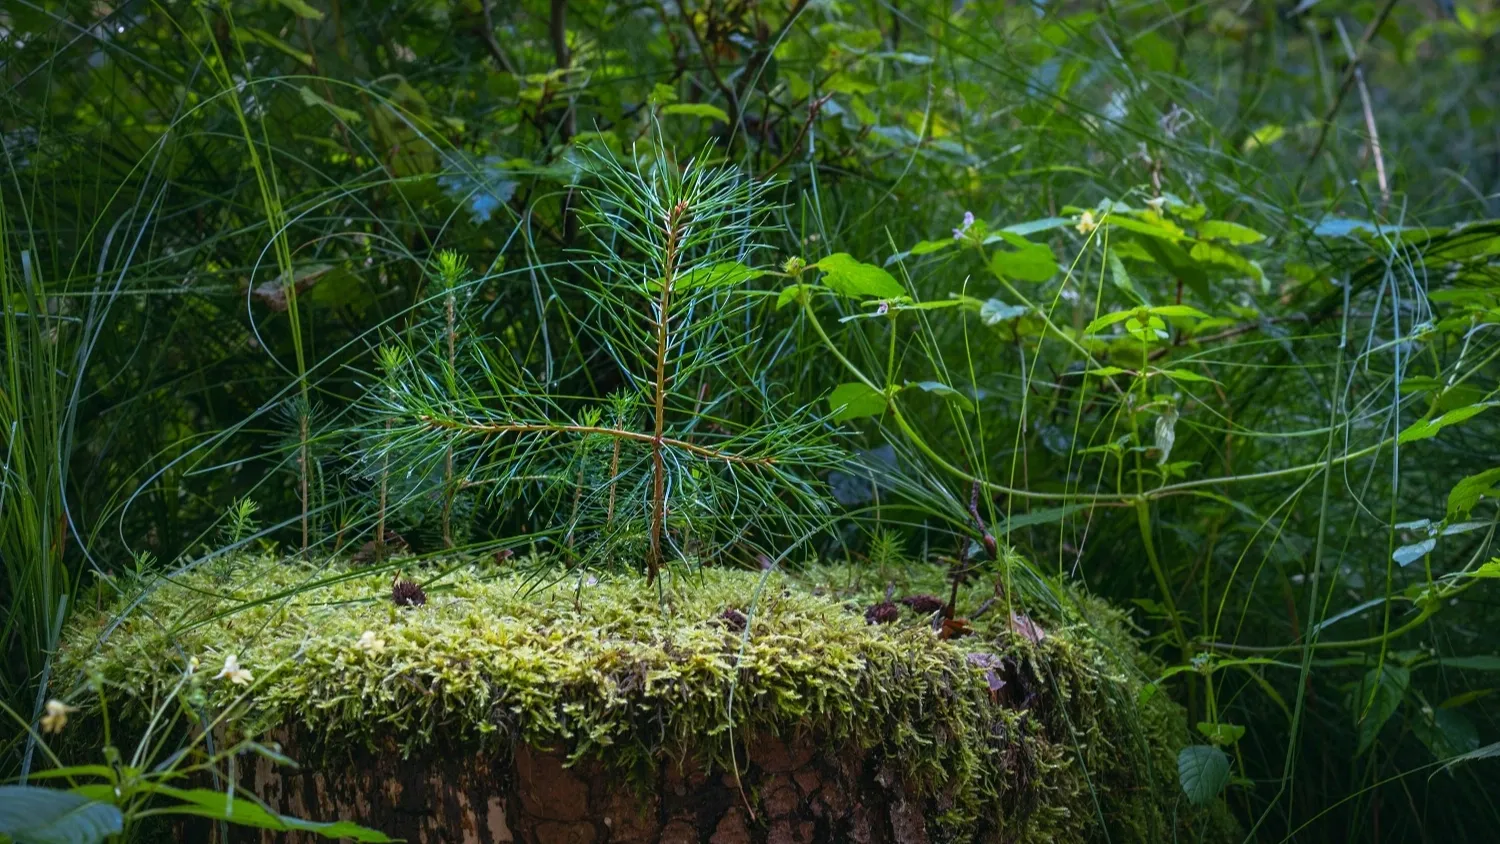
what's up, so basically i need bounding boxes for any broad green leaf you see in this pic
[1189,241,1264,281]
[1430,655,1500,671]
[1149,305,1210,320]
[276,0,325,18]
[816,254,905,299]
[1354,665,1410,754]
[1084,310,1139,335]
[1413,707,1480,764]
[0,786,123,844]
[1439,741,1500,773]
[148,786,394,841]
[1242,123,1285,152]
[1102,214,1187,241]
[828,382,887,422]
[902,381,974,412]
[1177,745,1231,805]
[1106,251,1142,303]
[665,262,763,291]
[1447,467,1500,519]
[1154,368,1220,384]
[1398,403,1497,444]
[1196,721,1247,746]
[1470,560,1500,579]
[776,284,810,309]
[1197,220,1266,244]
[1392,538,1436,567]
[660,103,730,122]
[988,238,1057,282]
[298,87,361,123]
[1001,217,1072,236]
[979,299,1027,324]
[909,239,955,255]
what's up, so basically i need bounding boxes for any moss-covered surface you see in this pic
[61,555,1237,843]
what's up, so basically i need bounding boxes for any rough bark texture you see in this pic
[201,728,940,844]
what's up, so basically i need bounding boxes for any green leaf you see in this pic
[979,299,1027,324]
[1189,241,1264,281]
[902,381,974,412]
[816,254,905,299]
[1197,220,1266,244]
[1087,366,1134,377]
[909,239,955,255]
[776,284,809,309]
[1354,665,1410,754]
[298,87,361,123]
[988,237,1058,282]
[1242,123,1285,152]
[671,262,764,291]
[0,786,123,844]
[148,787,394,842]
[1149,305,1211,320]
[1106,251,1142,303]
[1084,310,1139,336]
[1196,721,1247,746]
[276,0,326,18]
[1413,707,1480,764]
[828,382,888,422]
[1447,467,1500,519]
[1001,217,1072,236]
[1154,368,1220,384]
[1177,746,1231,805]
[1392,538,1437,567]
[1398,403,1497,444]
[660,103,730,122]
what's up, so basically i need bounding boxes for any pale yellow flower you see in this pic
[1075,210,1098,235]
[214,654,253,685]
[1144,196,1167,213]
[356,630,386,655]
[40,699,77,734]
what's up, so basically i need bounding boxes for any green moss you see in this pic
[62,555,1236,843]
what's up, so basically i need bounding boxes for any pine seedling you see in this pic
[359,147,839,580]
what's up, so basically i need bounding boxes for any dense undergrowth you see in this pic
[4,0,1500,841]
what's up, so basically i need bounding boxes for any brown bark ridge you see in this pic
[195,727,941,844]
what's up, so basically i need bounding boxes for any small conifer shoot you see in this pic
[358,148,840,580]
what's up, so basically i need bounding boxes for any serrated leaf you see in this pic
[903,381,974,412]
[988,238,1057,282]
[828,382,887,422]
[1398,403,1497,444]
[1447,467,1500,519]
[1177,746,1230,805]
[0,787,123,844]
[816,253,905,299]
[1197,220,1266,244]
[660,103,730,122]
[1196,721,1247,746]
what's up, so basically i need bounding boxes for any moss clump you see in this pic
[62,555,1236,842]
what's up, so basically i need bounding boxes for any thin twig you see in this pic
[1334,18,1390,205]
[1297,0,1400,193]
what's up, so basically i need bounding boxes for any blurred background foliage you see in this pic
[3,0,1500,839]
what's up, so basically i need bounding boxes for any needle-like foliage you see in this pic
[358,147,840,579]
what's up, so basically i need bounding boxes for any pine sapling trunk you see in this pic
[442,288,456,548]
[648,199,689,583]
[377,418,390,563]
[299,410,310,557]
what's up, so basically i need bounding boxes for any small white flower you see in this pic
[356,630,386,655]
[188,656,200,674]
[214,654,254,686]
[1145,196,1167,213]
[40,699,77,734]
[1075,210,1098,235]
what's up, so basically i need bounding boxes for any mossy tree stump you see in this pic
[65,558,1239,843]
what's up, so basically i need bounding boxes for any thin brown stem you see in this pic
[649,200,689,582]
[442,290,456,548]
